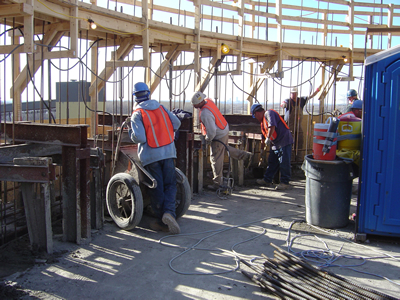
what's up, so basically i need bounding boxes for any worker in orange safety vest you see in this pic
[129,82,181,234]
[191,91,253,190]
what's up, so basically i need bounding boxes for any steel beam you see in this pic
[0,164,55,183]
[0,122,89,146]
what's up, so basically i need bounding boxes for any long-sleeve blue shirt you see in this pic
[129,100,181,166]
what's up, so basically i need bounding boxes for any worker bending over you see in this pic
[191,91,253,190]
[251,103,294,190]
[129,82,181,234]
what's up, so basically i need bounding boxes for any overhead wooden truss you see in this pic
[1,0,400,124]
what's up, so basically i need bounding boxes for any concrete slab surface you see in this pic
[1,178,400,299]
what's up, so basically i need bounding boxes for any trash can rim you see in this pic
[304,154,353,165]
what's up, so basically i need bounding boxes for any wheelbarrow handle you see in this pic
[132,160,158,189]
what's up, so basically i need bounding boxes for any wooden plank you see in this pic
[105,60,144,68]
[24,0,34,54]
[70,0,78,58]
[88,38,135,97]
[0,3,33,17]
[11,25,61,96]
[150,46,181,95]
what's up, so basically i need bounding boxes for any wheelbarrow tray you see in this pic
[106,144,191,230]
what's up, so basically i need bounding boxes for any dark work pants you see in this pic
[263,144,292,184]
[144,158,177,219]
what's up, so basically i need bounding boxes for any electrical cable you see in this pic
[159,213,303,276]
[48,38,102,71]
[286,220,400,287]
[25,55,56,123]
[0,44,24,63]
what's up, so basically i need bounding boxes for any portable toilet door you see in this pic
[358,45,400,238]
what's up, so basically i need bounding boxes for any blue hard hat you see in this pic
[347,89,357,98]
[133,82,150,103]
[250,103,263,118]
[351,99,362,109]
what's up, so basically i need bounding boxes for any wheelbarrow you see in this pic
[105,118,191,230]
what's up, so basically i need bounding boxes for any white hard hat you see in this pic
[191,91,206,105]
[291,87,298,93]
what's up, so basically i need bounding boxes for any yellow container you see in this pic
[337,113,362,150]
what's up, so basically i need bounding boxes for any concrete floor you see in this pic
[2,177,400,299]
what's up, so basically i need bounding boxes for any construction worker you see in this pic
[281,85,321,153]
[350,99,362,118]
[251,103,294,190]
[345,89,359,113]
[191,91,253,190]
[128,82,181,234]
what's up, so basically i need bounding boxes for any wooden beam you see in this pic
[105,60,145,68]
[11,25,62,98]
[90,42,98,137]
[149,46,181,95]
[142,0,150,83]
[246,58,277,103]
[196,54,219,93]
[1,3,34,17]
[388,4,394,48]
[88,38,135,97]
[24,0,34,54]
[70,0,78,57]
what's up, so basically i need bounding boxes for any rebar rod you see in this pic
[271,244,397,300]
[242,270,292,300]
[270,253,363,300]
[263,258,333,300]
[241,259,316,300]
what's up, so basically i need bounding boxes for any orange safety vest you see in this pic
[199,99,228,135]
[135,106,174,148]
[261,109,289,140]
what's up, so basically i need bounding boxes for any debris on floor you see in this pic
[241,243,397,300]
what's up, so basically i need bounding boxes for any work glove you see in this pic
[200,135,211,151]
[125,117,131,128]
[265,138,271,147]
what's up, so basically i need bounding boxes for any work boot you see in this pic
[243,152,254,169]
[162,213,181,234]
[275,183,293,190]
[149,220,169,232]
[256,179,275,188]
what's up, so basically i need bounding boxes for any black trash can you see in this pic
[302,155,354,228]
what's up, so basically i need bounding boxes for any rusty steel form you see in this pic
[0,123,93,251]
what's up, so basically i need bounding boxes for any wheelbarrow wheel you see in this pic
[175,168,191,219]
[106,173,143,230]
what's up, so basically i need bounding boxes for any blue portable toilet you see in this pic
[357,45,400,239]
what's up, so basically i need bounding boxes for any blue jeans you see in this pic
[144,158,177,219]
[263,144,292,184]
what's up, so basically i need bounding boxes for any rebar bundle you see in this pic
[241,243,397,300]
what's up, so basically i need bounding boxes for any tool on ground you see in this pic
[213,139,234,199]
[322,117,339,156]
